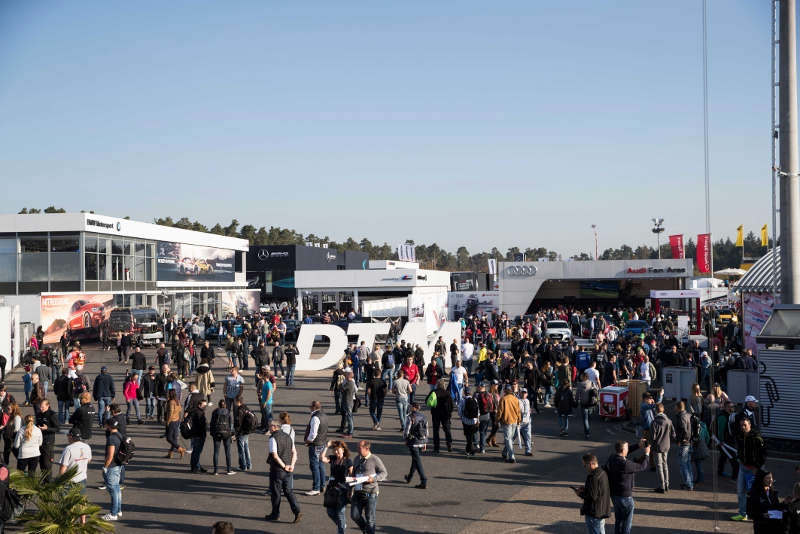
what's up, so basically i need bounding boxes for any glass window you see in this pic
[146,243,155,258]
[98,237,107,255]
[98,254,107,281]
[112,256,124,281]
[135,242,145,256]
[135,256,145,281]
[0,254,16,282]
[50,234,79,252]
[51,281,79,292]
[124,241,132,255]
[123,256,134,280]
[20,253,48,281]
[20,235,47,253]
[0,238,17,254]
[112,239,123,255]
[146,257,153,281]
[85,234,98,253]
[85,254,98,280]
[51,252,80,281]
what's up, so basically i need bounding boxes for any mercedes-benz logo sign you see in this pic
[257,249,269,261]
[505,265,537,276]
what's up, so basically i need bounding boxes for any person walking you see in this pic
[189,399,209,474]
[101,418,124,521]
[210,399,234,476]
[233,396,254,471]
[649,403,675,493]
[339,371,356,438]
[732,417,766,522]
[366,367,387,431]
[746,469,783,533]
[458,386,480,455]
[518,388,534,456]
[53,368,73,425]
[265,420,301,523]
[285,344,297,386]
[1,402,21,465]
[35,399,59,481]
[16,414,42,477]
[430,379,453,453]
[303,400,327,496]
[260,372,275,430]
[122,372,142,425]
[164,389,185,459]
[554,382,576,437]
[392,370,412,432]
[575,372,597,440]
[605,440,650,534]
[321,440,353,534]
[497,384,521,463]
[93,367,115,427]
[674,401,694,491]
[573,453,610,534]
[351,440,388,534]
[57,427,92,523]
[224,367,244,413]
[402,402,428,489]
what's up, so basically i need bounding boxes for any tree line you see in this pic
[17,208,768,273]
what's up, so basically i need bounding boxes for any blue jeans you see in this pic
[285,365,295,386]
[738,466,756,516]
[558,414,569,433]
[190,436,206,471]
[519,421,532,454]
[308,445,325,492]
[237,435,251,470]
[98,397,112,426]
[381,369,393,391]
[146,395,156,418]
[501,423,517,460]
[692,458,704,485]
[478,418,490,451]
[396,398,409,430]
[677,444,693,489]
[57,399,72,425]
[104,465,124,516]
[262,404,273,429]
[584,515,606,534]
[408,445,426,482]
[581,407,591,436]
[342,407,353,435]
[463,359,473,377]
[369,398,384,426]
[350,491,378,534]
[326,504,347,534]
[611,495,634,534]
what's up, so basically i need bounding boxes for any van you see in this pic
[108,307,163,346]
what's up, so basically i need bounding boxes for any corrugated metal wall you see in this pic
[758,350,800,440]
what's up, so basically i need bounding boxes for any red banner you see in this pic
[697,233,711,273]
[669,234,684,259]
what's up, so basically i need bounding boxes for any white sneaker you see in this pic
[226,471,235,475]
[102,513,119,521]
[305,490,321,496]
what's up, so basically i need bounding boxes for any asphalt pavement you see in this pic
[3,345,765,534]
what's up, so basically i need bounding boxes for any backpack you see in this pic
[114,434,136,465]
[409,412,427,442]
[477,392,495,415]
[690,413,701,442]
[583,388,598,408]
[240,409,257,435]
[0,478,22,523]
[179,413,193,439]
[425,390,438,409]
[463,396,479,419]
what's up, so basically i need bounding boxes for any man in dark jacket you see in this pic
[130,347,147,376]
[69,392,93,441]
[92,367,115,427]
[190,399,209,473]
[673,401,693,491]
[605,440,650,534]
[732,417,766,522]
[155,364,170,424]
[53,368,74,424]
[430,380,454,453]
[366,369,387,431]
[574,453,610,534]
[35,399,60,481]
[200,340,215,365]
[649,403,675,493]
[284,344,297,386]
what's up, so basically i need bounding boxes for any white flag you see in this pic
[488,258,497,275]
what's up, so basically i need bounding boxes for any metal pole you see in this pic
[779,0,800,304]
[657,233,661,259]
[703,0,713,278]
[772,0,779,300]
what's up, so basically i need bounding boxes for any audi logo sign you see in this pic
[505,265,537,276]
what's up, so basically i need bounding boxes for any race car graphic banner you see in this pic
[157,241,235,282]
[40,293,114,344]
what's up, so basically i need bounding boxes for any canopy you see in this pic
[714,268,747,277]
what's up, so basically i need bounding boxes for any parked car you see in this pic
[108,307,163,346]
[621,320,650,337]
[67,299,105,332]
[545,320,572,342]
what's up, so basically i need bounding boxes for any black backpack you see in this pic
[408,412,428,442]
[690,414,701,442]
[463,396,479,419]
[114,434,136,465]
[239,409,257,435]
[179,413,193,439]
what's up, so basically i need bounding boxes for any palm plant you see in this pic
[9,467,114,533]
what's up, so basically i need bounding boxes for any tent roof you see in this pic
[734,248,780,292]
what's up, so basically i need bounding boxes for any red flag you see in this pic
[697,233,711,273]
[669,235,684,259]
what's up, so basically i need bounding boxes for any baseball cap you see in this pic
[100,366,108,372]
[744,395,758,403]
[67,427,82,440]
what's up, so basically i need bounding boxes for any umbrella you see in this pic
[714,268,746,277]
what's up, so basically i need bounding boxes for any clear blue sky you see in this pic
[0,1,779,257]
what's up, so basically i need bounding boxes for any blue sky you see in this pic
[0,1,778,257]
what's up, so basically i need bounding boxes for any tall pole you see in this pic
[779,0,800,304]
[657,233,661,259]
[702,0,713,277]
[772,0,779,300]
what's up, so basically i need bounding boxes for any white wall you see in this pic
[3,295,41,326]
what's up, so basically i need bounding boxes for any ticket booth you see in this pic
[650,289,702,336]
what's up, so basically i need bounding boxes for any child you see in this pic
[22,366,32,406]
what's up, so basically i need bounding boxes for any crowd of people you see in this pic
[3,303,799,533]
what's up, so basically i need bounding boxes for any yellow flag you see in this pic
[762,224,768,247]
[736,225,744,247]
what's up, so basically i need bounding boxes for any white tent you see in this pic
[715,268,747,277]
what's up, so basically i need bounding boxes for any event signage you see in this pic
[697,233,711,273]
[156,241,235,282]
[504,265,537,276]
[626,266,687,274]
[669,234,685,259]
[294,321,461,371]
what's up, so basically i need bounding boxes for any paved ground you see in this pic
[3,345,782,533]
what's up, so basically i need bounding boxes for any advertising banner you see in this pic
[448,291,500,320]
[743,292,775,354]
[220,290,261,317]
[40,294,114,344]
[669,234,684,259]
[697,233,711,273]
[157,241,235,282]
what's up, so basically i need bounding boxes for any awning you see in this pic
[734,247,780,292]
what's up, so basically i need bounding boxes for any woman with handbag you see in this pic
[321,440,353,534]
